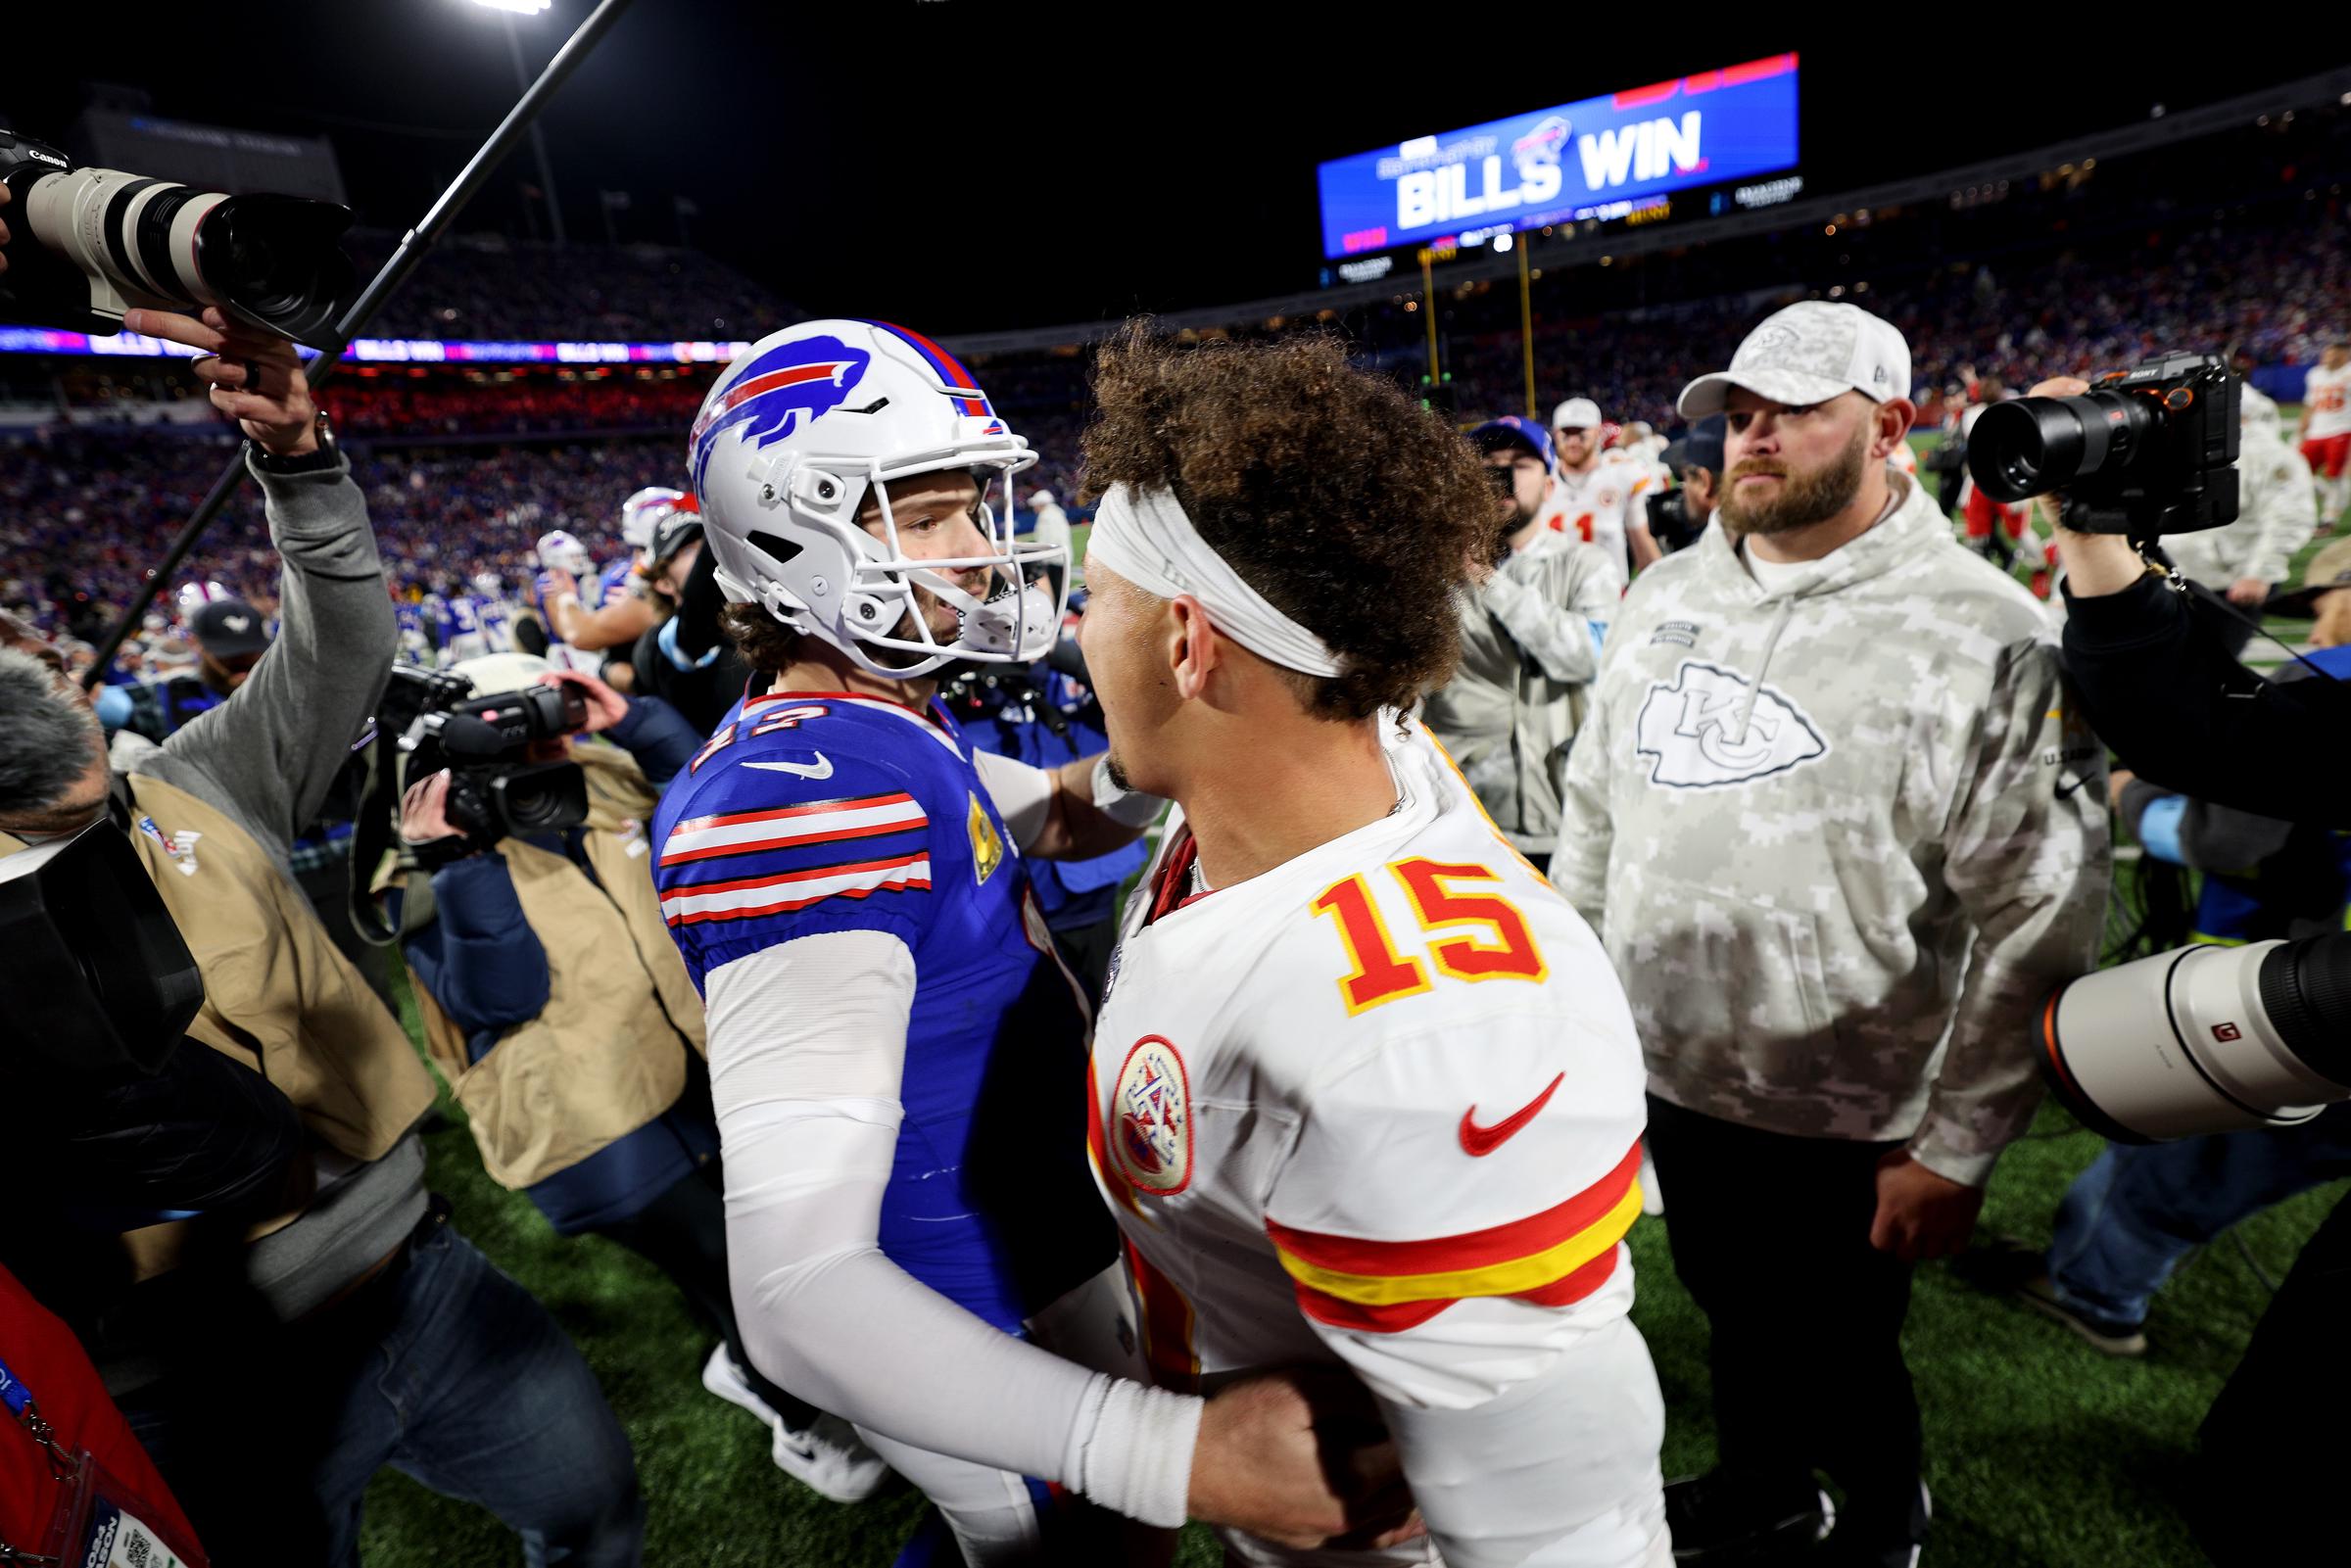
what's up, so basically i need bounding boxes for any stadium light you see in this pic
[464,0,567,241]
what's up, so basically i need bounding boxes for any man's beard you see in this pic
[1497,495,1539,544]
[1718,422,1871,539]
[1105,753,1131,792]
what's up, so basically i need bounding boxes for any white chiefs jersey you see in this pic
[1541,465,1637,587]
[1089,716,1664,1567]
[1888,439,1918,476]
[2305,362,2351,440]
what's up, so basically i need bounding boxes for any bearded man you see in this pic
[1549,302,2111,1568]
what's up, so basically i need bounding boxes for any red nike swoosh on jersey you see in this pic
[1459,1072,1567,1157]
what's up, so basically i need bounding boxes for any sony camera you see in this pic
[2039,932,2351,1142]
[1965,351,2238,537]
[382,667,591,848]
[0,130,356,345]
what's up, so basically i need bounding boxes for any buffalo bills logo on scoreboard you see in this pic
[1511,116,1569,178]
[690,334,873,493]
[1317,53,1799,260]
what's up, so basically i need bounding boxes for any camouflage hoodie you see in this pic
[1552,472,2110,1187]
[1421,529,1620,851]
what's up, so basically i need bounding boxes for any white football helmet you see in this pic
[535,530,595,577]
[688,318,1064,679]
[470,571,504,600]
[619,487,688,552]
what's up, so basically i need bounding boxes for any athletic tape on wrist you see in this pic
[1084,484,1345,678]
[1066,1373,1202,1529]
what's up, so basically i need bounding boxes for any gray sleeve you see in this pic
[1549,671,1617,935]
[2243,451,2319,588]
[2177,799,2296,873]
[1479,555,1606,685]
[1918,639,2111,1186]
[160,450,395,861]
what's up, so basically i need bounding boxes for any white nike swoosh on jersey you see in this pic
[744,754,836,781]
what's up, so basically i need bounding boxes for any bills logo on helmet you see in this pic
[1633,659,1828,788]
[690,334,873,494]
[1112,1036,1192,1196]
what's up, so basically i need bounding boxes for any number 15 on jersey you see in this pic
[1312,858,1547,1015]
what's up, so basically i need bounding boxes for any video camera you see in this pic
[381,667,592,848]
[0,131,356,345]
[1965,351,2239,537]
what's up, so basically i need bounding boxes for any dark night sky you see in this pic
[3,4,2333,335]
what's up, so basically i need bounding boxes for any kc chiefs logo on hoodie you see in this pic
[1633,660,1829,788]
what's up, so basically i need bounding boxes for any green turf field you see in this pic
[362,426,2347,1564]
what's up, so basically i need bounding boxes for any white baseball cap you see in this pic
[1678,301,1912,418]
[1552,397,1603,431]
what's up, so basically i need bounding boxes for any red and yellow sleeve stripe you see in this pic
[1264,1141,1644,1333]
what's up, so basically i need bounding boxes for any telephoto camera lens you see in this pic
[2039,933,2351,1141]
[0,134,355,344]
[1968,391,2151,503]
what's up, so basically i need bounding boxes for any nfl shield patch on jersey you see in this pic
[1113,1036,1192,1196]
[967,790,1005,884]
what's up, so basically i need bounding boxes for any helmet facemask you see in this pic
[691,318,1070,680]
[718,450,1067,679]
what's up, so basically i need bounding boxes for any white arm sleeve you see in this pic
[969,746,1057,852]
[706,930,1200,1525]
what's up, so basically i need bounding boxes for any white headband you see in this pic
[1083,484,1345,678]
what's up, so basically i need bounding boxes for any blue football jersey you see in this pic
[652,689,1113,1331]
[476,597,516,653]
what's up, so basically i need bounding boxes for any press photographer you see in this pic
[0,305,643,1562]
[1977,363,2351,823]
[1638,413,1725,556]
[1986,364,2351,1565]
[379,653,887,1498]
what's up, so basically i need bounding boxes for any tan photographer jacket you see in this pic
[405,744,708,1191]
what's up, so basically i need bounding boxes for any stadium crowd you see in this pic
[341,230,802,343]
[10,89,2351,1568]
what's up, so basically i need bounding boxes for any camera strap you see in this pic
[2160,563,2346,685]
[346,717,437,948]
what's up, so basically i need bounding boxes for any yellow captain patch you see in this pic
[968,791,1005,885]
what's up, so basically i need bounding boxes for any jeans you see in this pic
[2045,1106,2351,1328]
[124,1220,643,1567]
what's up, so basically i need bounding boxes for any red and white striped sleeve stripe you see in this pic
[660,791,928,867]
[658,851,934,927]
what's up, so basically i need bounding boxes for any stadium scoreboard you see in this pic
[1316,54,1800,276]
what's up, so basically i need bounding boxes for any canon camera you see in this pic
[0,131,356,345]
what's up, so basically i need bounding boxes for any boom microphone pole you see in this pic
[81,0,639,689]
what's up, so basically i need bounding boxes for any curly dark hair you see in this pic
[719,598,800,677]
[1078,321,1493,720]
